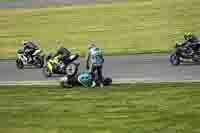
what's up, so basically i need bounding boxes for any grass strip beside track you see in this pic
[0,83,200,133]
[0,0,200,58]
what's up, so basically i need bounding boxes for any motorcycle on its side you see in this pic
[43,54,80,78]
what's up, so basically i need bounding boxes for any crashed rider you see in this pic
[50,46,71,71]
[22,40,38,63]
[86,42,104,87]
[77,72,96,88]
[181,33,200,55]
[62,71,112,88]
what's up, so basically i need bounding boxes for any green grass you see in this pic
[0,0,200,59]
[0,83,200,133]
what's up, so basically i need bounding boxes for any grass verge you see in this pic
[0,83,200,133]
[0,0,200,58]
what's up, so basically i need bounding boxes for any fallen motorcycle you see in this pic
[43,54,80,77]
[169,43,200,66]
[16,48,44,69]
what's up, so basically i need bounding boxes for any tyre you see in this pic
[42,66,52,77]
[16,58,24,69]
[34,56,44,68]
[170,53,180,66]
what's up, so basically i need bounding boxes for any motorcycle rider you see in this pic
[52,46,71,62]
[51,46,71,72]
[77,72,96,88]
[86,42,104,88]
[61,71,112,88]
[181,33,200,54]
[21,40,38,63]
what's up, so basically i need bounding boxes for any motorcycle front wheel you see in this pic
[16,58,24,69]
[170,53,180,66]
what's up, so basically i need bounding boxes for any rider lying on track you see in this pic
[77,72,96,88]
[61,72,112,88]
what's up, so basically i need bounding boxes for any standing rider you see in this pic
[181,33,200,54]
[22,40,38,63]
[86,42,104,87]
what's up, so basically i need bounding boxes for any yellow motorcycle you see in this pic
[43,54,80,77]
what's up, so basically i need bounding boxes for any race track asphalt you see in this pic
[1,54,200,84]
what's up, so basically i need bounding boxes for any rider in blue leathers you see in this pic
[77,72,96,88]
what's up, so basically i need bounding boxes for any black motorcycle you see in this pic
[43,54,80,77]
[169,43,200,65]
[16,48,44,69]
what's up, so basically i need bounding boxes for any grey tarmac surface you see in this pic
[1,54,200,84]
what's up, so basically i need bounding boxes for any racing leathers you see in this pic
[23,41,38,62]
[182,35,200,54]
[77,72,96,88]
[52,47,71,64]
[50,47,71,72]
